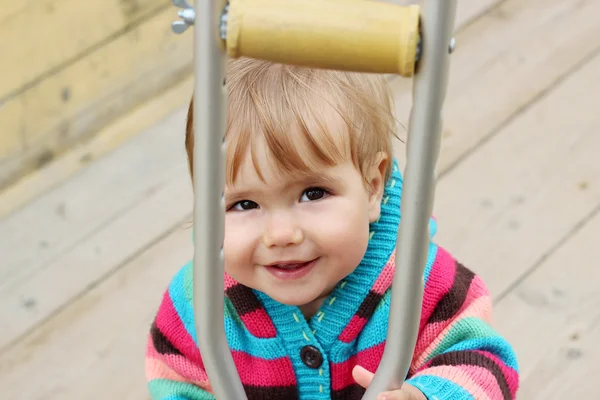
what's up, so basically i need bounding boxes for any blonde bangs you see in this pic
[186,57,397,187]
[225,65,353,184]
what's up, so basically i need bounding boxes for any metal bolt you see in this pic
[178,8,196,24]
[171,0,195,34]
[449,37,456,54]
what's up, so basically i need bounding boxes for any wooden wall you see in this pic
[0,0,194,190]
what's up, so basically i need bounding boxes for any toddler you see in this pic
[145,57,519,399]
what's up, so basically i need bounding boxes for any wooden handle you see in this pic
[226,0,421,77]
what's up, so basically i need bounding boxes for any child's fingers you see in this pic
[376,390,412,400]
[351,365,375,389]
[352,367,421,400]
[378,385,427,400]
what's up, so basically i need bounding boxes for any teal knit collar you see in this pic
[253,159,402,346]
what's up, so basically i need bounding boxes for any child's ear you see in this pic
[367,152,389,223]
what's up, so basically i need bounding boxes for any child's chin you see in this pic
[268,291,319,307]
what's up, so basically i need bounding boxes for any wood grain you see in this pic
[433,49,600,297]
[0,7,193,190]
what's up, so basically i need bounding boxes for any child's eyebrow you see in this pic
[285,173,345,191]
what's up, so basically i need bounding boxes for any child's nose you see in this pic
[262,213,304,248]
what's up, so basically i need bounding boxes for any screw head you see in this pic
[449,37,457,53]
[172,20,189,34]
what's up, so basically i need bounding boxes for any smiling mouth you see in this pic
[267,259,317,270]
[264,258,319,280]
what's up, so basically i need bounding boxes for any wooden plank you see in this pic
[389,0,600,173]
[0,0,33,25]
[432,49,600,297]
[0,0,166,180]
[0,223,192,400]
[386,0,503,29]
[0,6,193,191]
[493,207,600,399]
[0,74,194,220]
[0,163,192,352]
[454,0,502,29]
[0,108,189,320]
[0,0,165,101]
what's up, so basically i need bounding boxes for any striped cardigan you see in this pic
[145,163,519,399]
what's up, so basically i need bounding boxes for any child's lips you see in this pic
[271,261,310,270]
[264,258,319,280]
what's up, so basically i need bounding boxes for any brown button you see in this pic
[300,345,323,369]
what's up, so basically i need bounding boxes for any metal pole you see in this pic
[361,0,457,398]
[191,0,248,398]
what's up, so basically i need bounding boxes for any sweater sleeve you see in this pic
[404,244,520,400]
[145,267,216,400]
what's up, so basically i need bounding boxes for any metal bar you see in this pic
[361,0,457,398]
[191,0,248,398]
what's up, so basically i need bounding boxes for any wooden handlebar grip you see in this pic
[225,0,421,77]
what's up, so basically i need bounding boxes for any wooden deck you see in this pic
[1,0,599,398]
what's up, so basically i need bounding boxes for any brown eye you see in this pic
[231,200,258,211]
[301,188,326,202]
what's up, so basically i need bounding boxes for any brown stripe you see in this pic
[355,291,383,319]
[226,283,264,316]
[429,350,512,400]
[331,384,365,400]
[150,321,182,356]
[428,261,475,323]
[244,385,298,400]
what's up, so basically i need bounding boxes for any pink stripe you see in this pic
[239,308,278,338]
[475,350,519,396]
[159,353,210,383]
[414,254,492,360]
[146,357,191,383]
[412,295,492,367]
[155,291,204,367]
[232,351,296,386]
[146,356,212,390]
[330,342,385,390]
[339,315,367,343]
[460,365,504,400]
[146,332,211,384]
[412,365,493,400]
[371,253,396,294]
[339,252,395,343]
[420,246,456,325]
[224,273,237,290]
[146,336,212,389]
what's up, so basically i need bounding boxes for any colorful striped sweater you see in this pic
[145,163,520,399]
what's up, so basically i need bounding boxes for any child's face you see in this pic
[223,141,386,315]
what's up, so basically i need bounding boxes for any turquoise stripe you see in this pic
[328,291,390,364]
[423,240,439,285]
[168,263,198,345]
[407,374,475,400]
[148,379,215,399]
[429,216,438,238]
[168,263,289,360]
[356,290,390,351]
[442,337,519,371]
[164,397,208,400]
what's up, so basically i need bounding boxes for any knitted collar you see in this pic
[223,160,402,346]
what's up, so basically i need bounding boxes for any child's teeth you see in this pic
[277,263,301,270]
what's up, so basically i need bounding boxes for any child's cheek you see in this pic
[308,197,370,268]
[223,214,257,272]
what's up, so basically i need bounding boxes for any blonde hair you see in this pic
[185,57,397,188]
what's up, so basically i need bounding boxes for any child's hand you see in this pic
[352,365,427,400]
